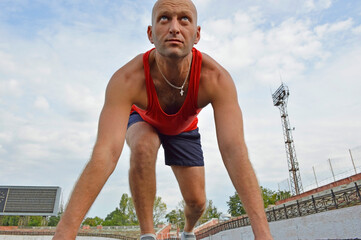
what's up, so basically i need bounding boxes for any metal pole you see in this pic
[273,207,277,221]
[313,166,319,188]
[296,200,301,216]
[283,204,288,219]
[328,158,336,182]
[355,182,361,202]
[287,178,291,193]
[349,149,357,174]
[331,189,338,209]
[312,195,318,213]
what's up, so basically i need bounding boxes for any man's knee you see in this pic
[127,123,161,172]
[185,197,206,214]
[128,123,160,158]
[131,138,160,160]
[129,144,159,177]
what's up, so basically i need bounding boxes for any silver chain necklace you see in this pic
[155,55,192,96]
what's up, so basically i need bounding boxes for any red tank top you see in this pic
[131,48,202,135]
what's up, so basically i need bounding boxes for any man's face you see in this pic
[148,0,201,59]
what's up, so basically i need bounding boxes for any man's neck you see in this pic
[154,50,193,84]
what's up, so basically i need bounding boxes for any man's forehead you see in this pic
[154,0,196,9]
[152,0,197,18]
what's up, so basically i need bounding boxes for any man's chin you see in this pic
[159,47,190,59]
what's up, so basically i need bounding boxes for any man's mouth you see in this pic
[166,39,183,43]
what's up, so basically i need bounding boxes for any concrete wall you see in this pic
[0,237,116,240]
[201,205,361,240]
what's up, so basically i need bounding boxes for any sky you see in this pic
[1,0,361,219]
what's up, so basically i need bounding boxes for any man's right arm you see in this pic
[53,65,137,239]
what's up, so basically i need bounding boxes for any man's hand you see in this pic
[52,57,138,239]
[205,60,273,240]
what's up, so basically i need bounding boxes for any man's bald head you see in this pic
[151,0,198,25]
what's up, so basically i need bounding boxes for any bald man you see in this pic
[53,1,273,240]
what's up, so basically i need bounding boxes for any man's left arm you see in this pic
[210,69,273,240]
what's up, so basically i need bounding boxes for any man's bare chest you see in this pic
[153,79,189,115]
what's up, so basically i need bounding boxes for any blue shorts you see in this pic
[127,111,204,166]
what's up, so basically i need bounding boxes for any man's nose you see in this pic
[169,18,180,34]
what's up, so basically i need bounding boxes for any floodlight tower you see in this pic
[272,83,303,195]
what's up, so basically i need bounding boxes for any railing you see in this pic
[196,182,361,239]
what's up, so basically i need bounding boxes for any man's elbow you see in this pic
[219,140,248,162]
[91,143,122,172]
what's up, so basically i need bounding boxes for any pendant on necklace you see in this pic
[180,89,184,96]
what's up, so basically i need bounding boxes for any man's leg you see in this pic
[171,166,206,232]
[126,122,161,235]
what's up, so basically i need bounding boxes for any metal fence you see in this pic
[278,146,361,193]
[196,181,361,239]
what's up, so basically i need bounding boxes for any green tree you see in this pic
[275,190,292,202]
[28,216,43,226]
[83,216,104,226]
[119,193,130,214]
[127,198,138,225]
[153,196,167,225]
[47,202,64,227]
[261,187,292,208]
[103,193,139,226]
[48,216,60,227]
[227,192,246,217]
[165,200,185,230]
[165,209,179,224]
[1,216,20,226]
[227,187,291,216]
[261,187,276,208]
[103,208,124,226]
[199,200,221,223]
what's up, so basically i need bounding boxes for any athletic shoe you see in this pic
[181,232,196,240]
[140,233,157,240]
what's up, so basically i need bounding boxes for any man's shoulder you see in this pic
[115,53,144,79]
[110,53,145,87]
[106,53,146,103]
[197,52,234,107]
[200,52,230,81]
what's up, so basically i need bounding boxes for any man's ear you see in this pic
[194,26,201,44]
[147,25,154,44]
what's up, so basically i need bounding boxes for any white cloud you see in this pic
[34,96,50,110]
[199,12,331,86]
[0,51,17,73]
[64,84,103,121]
[315,18,354,38]
[0,79,23,97]
[17,125,53,143]
[304,0,332,12]
[352,24,361,34]
[0,0,360,218]
[0,144,5,154]
[194,0,213,7]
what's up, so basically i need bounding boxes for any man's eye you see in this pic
[160,16,168,21]
[181,16,189,21]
